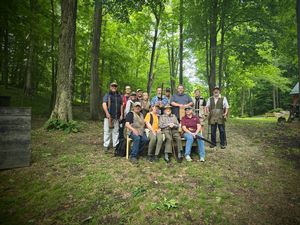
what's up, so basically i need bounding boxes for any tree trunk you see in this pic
[209,0,218,95]
[179,0,184,85]
[297,0,300,119]
[50,0,57,112]
[218,0,226,89]
[50,0,77,121]
[205,19,210,86]
[272,86,276,109]
[147,9,161,94]
[241,88,245,117]
[90,0,103,120]
[2,22,8,89]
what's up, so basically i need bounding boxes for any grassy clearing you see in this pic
[0,117,299,225]
[0,87,299,224]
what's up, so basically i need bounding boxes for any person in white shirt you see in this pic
[206,86,229,149]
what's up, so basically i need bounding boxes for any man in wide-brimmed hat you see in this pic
[206,86,229,149]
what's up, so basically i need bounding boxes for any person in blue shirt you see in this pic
[150,87,168,114]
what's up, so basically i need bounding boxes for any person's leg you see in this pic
[148,132,157,156]
[103,118,111,149]
[211,124,217,146]
[112,119,120,148]
[218,124,226,147]
[163,131,172,154]
[155,132,164,156]
[138,134,149,155]
[183,132,194,157]
[196,135,205,160]
[130,133,141,159]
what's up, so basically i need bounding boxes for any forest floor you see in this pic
[0,105,299,225]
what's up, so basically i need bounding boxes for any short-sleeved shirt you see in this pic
[181,115,200,133]
[144,112,159,131]
[170,93,193,119]
[125,112,135,124]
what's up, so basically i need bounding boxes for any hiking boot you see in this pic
[153,155,159,162]
[130,157,138,165]
[103,146,109,153]
[210,145,215,148]
[200,157,205,162]
[221,145,226,149]
[185,155,193,162]
[177,150,183,163]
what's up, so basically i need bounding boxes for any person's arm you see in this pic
[185,95,194,107]
[162,97,168,106]
[223,97,229,117]
[102,94,110,118]
[205,98,211,114]
[145,113,155,134]
[124,100,131,116]
[171,95,182,107]
[172,116,179,128]
[194,123,202,136]
[120,105,124,120]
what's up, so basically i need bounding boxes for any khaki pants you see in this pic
[147,132,164,156]
[163,129,182,154]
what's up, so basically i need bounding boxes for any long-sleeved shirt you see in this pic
[159,114,179,129]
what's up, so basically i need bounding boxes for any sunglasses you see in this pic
[111,85,118,88]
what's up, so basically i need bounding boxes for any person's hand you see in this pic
[152,130,156,136]
[157,129,161,134]
[180,104,185,108]
[223,113,227,118]
[106,112,111,119]
[192,133,197,138]
[132,129,139,136]
[169,123,174,128]
[119,115,123,120]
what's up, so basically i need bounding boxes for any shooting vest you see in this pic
[208,97,225,125]
[194,97,205,118]
[131,112,145,136]
[107,92,122,119]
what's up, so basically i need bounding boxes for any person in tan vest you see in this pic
[125,102,148,164]
[206,86,229,149]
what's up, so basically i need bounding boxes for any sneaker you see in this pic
[130,157,138,165]
[200,157,205,162]
[221,145,226,149]
[185,155,193,162]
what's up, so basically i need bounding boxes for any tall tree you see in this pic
[146,1,164,94]
[50,0,57,112]
[50,0,77,121]
[209,0,218,95]
[178,0,183,85]
[90,0,103,120]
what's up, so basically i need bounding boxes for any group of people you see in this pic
[102,82,229,164]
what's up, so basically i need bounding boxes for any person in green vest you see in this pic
[206,86,229,149]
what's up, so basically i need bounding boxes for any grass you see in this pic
[0,86,299,224]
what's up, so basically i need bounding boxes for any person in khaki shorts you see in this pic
[159,105,184,163]
[144,104,163,162]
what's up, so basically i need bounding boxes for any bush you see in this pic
[44,119,81,133]
[268,108,284,113]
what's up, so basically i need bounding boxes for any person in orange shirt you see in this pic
[145,104,164,162]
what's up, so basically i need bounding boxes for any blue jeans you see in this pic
[130,133,148,158]
[211,124,226,146]
[183,133,205,159]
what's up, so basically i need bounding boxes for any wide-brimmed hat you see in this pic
[136,89,142,92]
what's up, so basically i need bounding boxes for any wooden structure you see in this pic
[0,107,31,169]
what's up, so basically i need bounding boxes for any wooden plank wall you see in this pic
[0,107,31,169]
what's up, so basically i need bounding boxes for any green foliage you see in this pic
[152,197,178,210]
[44,119,81,133]
[268,108,284,113]
[132,186,147,197]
